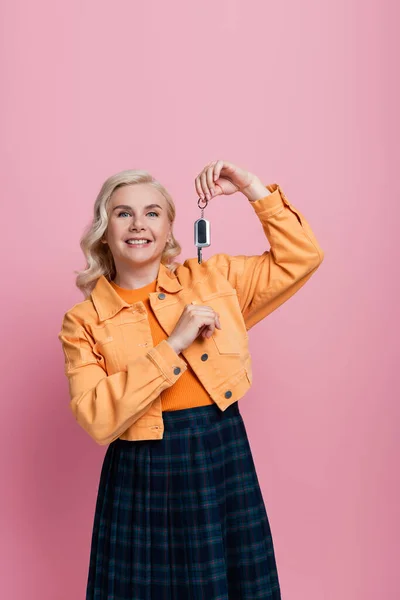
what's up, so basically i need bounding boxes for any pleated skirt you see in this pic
[85,400,282,600]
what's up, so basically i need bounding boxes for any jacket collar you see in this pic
[91,261,183,322]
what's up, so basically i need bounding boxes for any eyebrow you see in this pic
[113,203,163,212]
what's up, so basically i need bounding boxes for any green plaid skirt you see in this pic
[86,400,282,599]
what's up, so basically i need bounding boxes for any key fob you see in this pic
[194,217,210,248]
[194,217,210,263]
[195,195,211,263]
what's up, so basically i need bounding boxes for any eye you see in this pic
[117,211,159,217]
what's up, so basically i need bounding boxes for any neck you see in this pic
[113,263,160,289]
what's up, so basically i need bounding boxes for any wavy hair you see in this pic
[74,169,182,298]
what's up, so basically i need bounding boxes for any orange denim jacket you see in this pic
[57,183,324,445]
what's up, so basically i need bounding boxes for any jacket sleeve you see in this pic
[57,311,188,445]
[214,183,324,331]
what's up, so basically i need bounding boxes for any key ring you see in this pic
[197,196,208,208]
[197,196,208,218]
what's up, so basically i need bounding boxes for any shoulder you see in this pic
[58,298,97,334]
[180,253,238,278]
[176,253,242,293]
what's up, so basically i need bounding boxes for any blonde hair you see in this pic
[74,169,182,298]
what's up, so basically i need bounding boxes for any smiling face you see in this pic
[103,183,172,279]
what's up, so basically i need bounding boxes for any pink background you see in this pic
[1,1,398,598]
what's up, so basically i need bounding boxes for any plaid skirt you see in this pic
[86,400,282,600]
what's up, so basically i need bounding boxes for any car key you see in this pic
[194,196,211,264]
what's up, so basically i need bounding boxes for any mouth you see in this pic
[125,238,153,247]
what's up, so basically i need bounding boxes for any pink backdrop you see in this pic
[1,1,398,598]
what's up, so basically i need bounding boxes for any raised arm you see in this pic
[209,182,324,330]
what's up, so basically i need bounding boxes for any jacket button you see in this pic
[173,367,181,375]
[201,353,208,361]
[225,390,232,399]
[158,293,166,300]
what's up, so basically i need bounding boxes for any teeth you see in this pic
[126,239,150,245]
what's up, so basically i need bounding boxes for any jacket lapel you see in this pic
[91,262,184,323]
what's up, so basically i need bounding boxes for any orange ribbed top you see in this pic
[110,278,214,412]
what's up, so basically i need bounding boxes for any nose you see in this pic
[129,216,146,230]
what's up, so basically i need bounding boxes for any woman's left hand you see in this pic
[195,160,259,201]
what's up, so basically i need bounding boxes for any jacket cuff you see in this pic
[147,339,188,383]
[248,182,291,218]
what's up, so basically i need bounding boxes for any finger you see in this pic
[200,169,211,200]
[195,161,216,199]
[196,320,214,338]
[206,163,216,196]
[191,306,221,322]
[201,316,220,337]
[213,160,223,183]
[202,329,212,339]
[188,304,216,314]
[202,326,211,339]
[207,321,216,337]
[192,312,217,327]
[200,323,213,338]
[195,174,204,200]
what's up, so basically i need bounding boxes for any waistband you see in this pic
[161,400,240,430]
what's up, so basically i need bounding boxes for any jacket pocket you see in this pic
[199,288,247,355]
[211,329,242,355]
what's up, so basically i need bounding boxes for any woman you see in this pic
[58,159,324,599]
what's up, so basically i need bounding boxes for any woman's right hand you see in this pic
[166,303,222,354]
